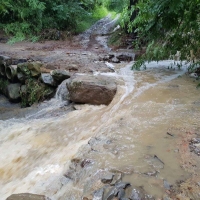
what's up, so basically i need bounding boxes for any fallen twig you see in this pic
[154,155,165,165]
[167,132,174,137]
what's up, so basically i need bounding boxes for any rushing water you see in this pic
[0,60,200,199]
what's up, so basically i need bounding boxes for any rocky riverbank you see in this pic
[0,54,121,107]
[0,55,59,106]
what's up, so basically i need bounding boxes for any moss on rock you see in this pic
[20,78,55,107]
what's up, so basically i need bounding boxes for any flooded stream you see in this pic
[1,60,200,199]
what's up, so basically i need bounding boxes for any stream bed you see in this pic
[0,60,200,199]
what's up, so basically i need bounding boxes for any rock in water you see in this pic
[66,75,117,105]
[93,188,104,200]
[104,187,118,200]
[6,83,21,102]
[41,73,58,87]
[101,172,114,184]
[189,73,198,78]
[6,193,51,200]
[50,69,71,83]
[130,188,144,200]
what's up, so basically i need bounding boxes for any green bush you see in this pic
[20,78,55,107]
[121,0,200,69]
[0,0,128,42]
[0,0,89,42]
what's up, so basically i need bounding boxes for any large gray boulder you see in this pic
[66,75,117,105]
[6,83,21,102]
[6,193,51,200]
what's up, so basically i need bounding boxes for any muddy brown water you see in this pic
[0,60,200,199]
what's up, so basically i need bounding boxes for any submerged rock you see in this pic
[101,172,114,184]
[129,188,147,200]
[117,188,125,199]
[145,154,164,170]
[6,193,51,200]
[129,187,154,200]
[115,182,131,190]
[163,180,171,190]
[66,75,117,105]
[104,187,118,200]
[93,188,104,200]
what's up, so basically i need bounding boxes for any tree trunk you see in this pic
[129,0,138,21]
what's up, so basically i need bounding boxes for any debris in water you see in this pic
[163,180,171,190]
[143,170,158,177]
[189,137,200,156]
[6,193,51,200]
[167,132,174,137]
[154,155,165,165]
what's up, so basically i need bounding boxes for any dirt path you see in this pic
[0,15,122,74]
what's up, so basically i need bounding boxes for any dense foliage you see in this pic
[121,0,200,69]
[0,0,125,43]
[20,78,54,107]
[0,0,88,42]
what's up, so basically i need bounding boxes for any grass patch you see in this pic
[75,6,117,34]
[92,6,109,19]
[20,78,55,107]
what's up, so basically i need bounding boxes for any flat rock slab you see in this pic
[66,75,117,105]
[6,193,51,200]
